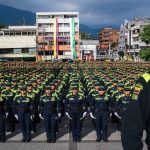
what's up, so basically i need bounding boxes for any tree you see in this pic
[139,25,150,45]
[139,48,150,61]
[80,32,89,40]
[139,25,150,61]
[0,24,5,29]
[111,42,118,50]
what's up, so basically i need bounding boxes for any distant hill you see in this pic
[80,24,101,33]
[0,4,36,25]
[0,4,119,35]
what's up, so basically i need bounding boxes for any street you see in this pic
[0,116,147,150]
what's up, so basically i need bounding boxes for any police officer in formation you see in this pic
[65,87,87,142]
[0,89,7,142]
[90,86,110,142]
[0,60,149,143]
[39,86,61,143]
[13,87,35,142]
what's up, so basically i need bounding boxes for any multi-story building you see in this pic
[97,28,119,55]
[0,26,37,61]
[118,19,129,58]
[36,12,80,61]
[80,40,99,60]
[118,18,150,60]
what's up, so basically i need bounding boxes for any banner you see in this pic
[53,17,58,59]
[70,18,76,59]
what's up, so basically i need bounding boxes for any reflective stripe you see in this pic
[142,73,150,82]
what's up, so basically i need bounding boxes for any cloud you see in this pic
[0,0,150,27]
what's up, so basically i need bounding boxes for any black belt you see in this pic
[69,106,82,111]
[18,108,30,112]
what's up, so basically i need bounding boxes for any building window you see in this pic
[59,32,64,36]
[22,32,28,35]
[0,49,13,54]
[58,51,63,55]
[38,15,50,19]
[15,32,21,35]
[58,23,63,27]
[64,32,70,36]
[64,23,70,27]
[22,48,29,53]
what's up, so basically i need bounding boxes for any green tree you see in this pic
[139,48,150,61]
[0,24,5,29]
[139,25,150,61]
[111,42,118,50]
[139,25,150,45]
[80,32,89,40]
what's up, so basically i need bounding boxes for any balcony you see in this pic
[0,53,36,58]
[37,44,80,51]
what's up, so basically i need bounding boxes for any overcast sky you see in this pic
[0,0,150,27]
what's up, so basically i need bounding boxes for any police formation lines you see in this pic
[0,61,149,143]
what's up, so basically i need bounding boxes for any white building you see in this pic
[80,40,99,60]
[36,12,80,61]
[0,26,37,60]
[118,18,150,60]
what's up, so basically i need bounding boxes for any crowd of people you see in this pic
[0,60,149,143]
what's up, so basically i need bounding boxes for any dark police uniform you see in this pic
[1,85,15,132]
[13,89,35,142]
[65,91,87,142]
[39,92,61,143]
[90,87,110,142]
[121,72,150,150]
[0,92,8,142]
[114,90,132,130]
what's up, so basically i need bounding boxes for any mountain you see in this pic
[80,24,101,33]
[0,4,36,25]
[0,4,119,34]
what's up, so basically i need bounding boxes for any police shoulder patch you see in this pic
[51,97,55,101]
[133,83,143,95]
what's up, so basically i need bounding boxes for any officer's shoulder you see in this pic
[116,94,124,101]
[41,95,46,98]
[105,94,110,98]
[1,89,6,92]
[14,94,21,99]
[141,72,150,82]
[66,93,72,98]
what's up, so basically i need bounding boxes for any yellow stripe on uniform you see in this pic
[142,73,150,82]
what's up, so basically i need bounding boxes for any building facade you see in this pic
[36,12,80,61]
[118,18,150,60]
[80,40,99,60]
[0,26,36,61]
[97,28,119,55]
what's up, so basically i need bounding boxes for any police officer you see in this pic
[90,86,110,142]
[26,83,36,132]
[114,87,132,131]
[1,83,15,132]
[0,90,8,142]
[122,71,150,150]
[39,86,61,143]
[65,87,87,142]
[13,87,35,142]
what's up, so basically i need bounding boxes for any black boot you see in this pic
[103,138,108,142]
[73,138,77,142]
[77,137,81,142]
[21,138,26,142]
[51,139,56,143]
[47,139,51,143]
[96,137,102,142]
[26,138,31,142]
[1,138,6,143]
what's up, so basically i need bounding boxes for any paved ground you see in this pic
[0,116,147,150]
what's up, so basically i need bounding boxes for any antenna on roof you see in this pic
[23,17,26,26]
